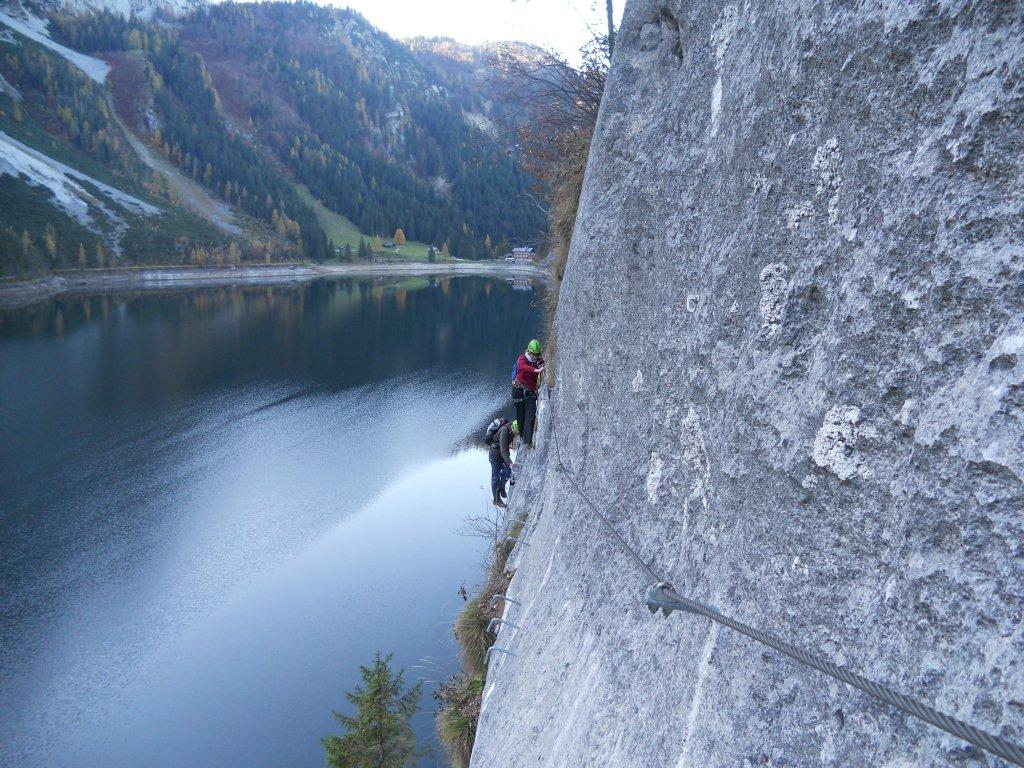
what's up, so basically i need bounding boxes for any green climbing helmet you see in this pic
[511,419,520,434]
[527,339,542,355]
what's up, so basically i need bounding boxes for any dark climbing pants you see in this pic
[490,455,511,499]
[512,385,537,445]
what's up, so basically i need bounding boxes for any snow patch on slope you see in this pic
[0,5,110,83]
[0,130,160,231]
[0,133,91,223]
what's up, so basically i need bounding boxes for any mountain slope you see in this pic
[52,2,543,256]
[407,36,536,137]
[0,4,109,81]
[0,1,545,275]
[0,7,228,275]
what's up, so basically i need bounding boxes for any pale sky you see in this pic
[332,0,624,64]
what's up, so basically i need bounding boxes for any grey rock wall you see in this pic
[472,1,1023,766]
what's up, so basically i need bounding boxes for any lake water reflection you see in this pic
[0,275,543,768]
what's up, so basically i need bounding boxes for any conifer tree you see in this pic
[394,228,406,247]
[43,224,58,259]
[322,652,424,768]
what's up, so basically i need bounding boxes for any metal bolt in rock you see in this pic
[487,618,520,634]
[502,514,529,537]
[490,594,522,610]
[484,646,516,665]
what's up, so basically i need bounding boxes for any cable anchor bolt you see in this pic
[646,581,698,618]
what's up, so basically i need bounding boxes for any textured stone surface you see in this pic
[472,1,1023,765]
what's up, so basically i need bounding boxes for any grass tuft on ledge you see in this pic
[436,521,517,766]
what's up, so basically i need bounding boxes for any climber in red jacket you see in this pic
[512,339,545,447]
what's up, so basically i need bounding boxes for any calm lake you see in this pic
[0,274,543,768]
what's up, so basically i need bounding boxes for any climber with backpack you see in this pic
[511,339,544,447]
[485,417,519,508]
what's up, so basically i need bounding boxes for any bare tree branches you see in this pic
[490,42,607,183]
[606,0,616,56]
[491,10,612,347]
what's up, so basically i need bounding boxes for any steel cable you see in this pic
[549,411,662,583]
[546,406,1024,766]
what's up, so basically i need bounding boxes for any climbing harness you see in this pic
[548,410,1024,766]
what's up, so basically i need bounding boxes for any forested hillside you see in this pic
[0,1,544,276]
[53,2,544,258]
[0,7,227,275]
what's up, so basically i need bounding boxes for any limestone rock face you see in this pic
[471,1,1023,766]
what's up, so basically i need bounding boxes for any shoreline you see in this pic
[0,261,548,308]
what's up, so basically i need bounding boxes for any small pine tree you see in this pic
[441,242,450,260]
[322,652,425,768]
[77,243,87,267]
[394,228,406,247]
[357,238,369,260]
[342,243,354,261]
[371,235,383,254]
[427,246,436,263]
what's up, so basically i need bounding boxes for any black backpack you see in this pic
[484,418,509,446]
